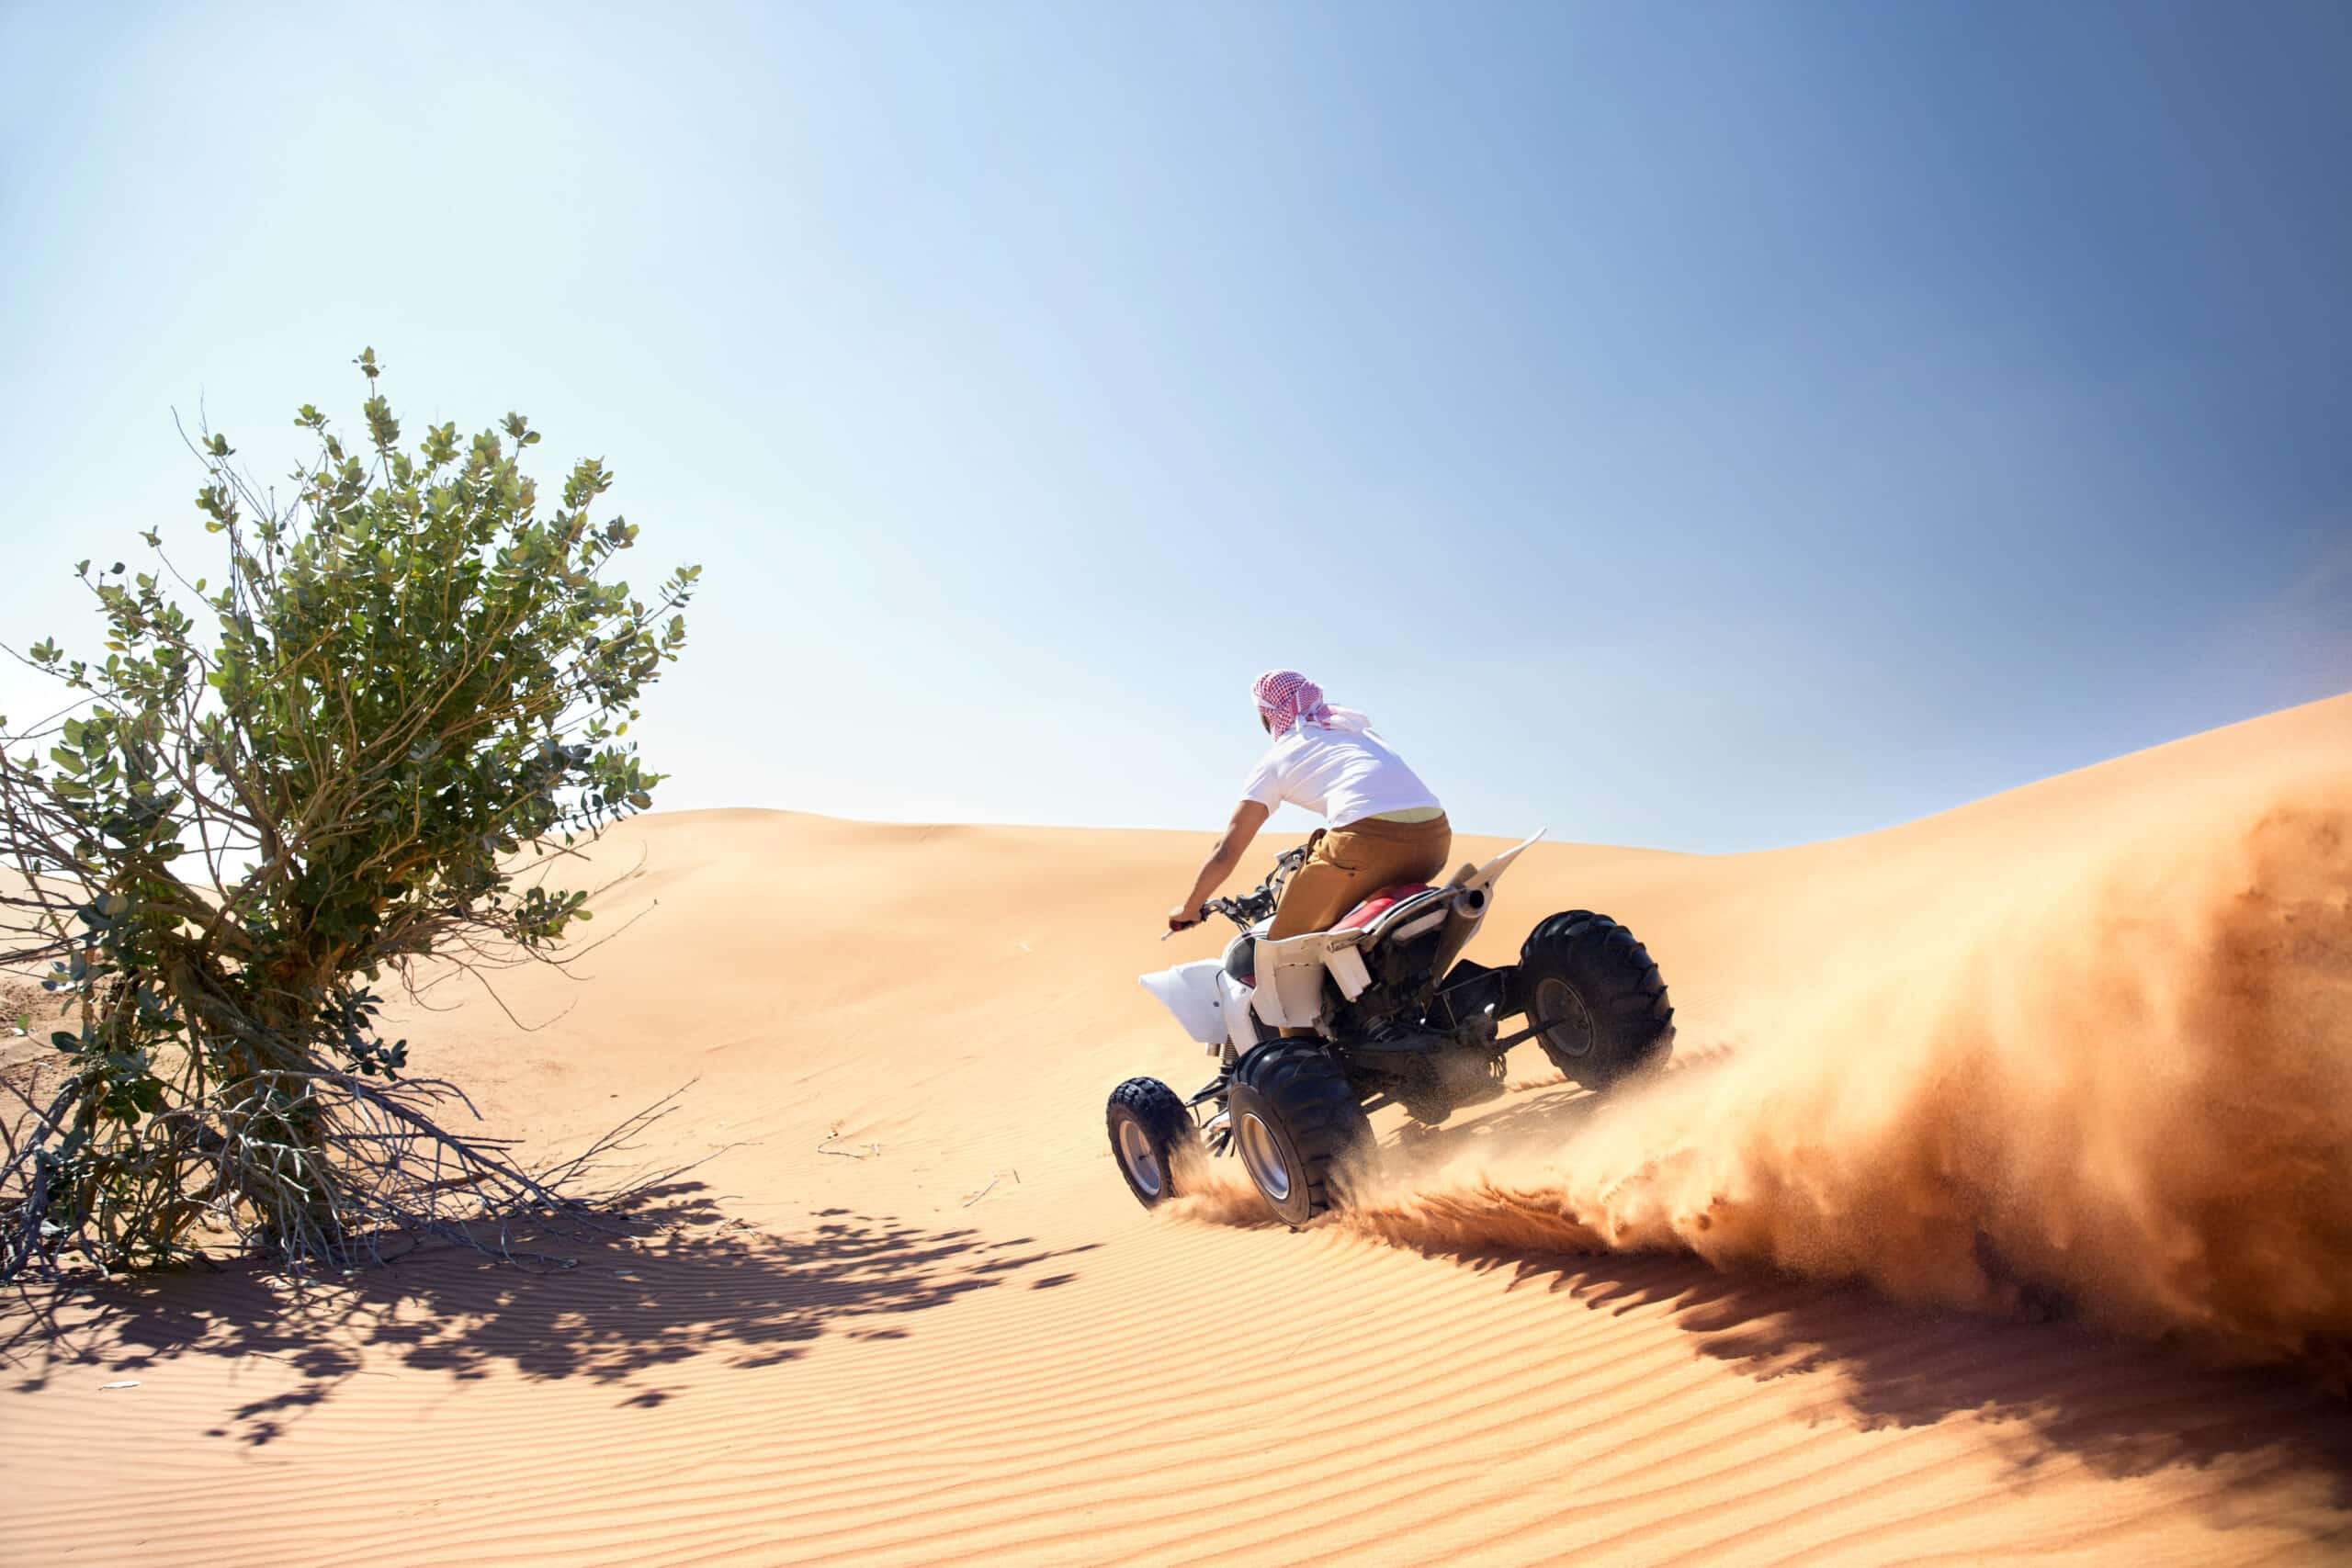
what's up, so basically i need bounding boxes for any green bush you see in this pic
[0,350,696,1276]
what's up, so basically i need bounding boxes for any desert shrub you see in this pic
[0,349,697,1277]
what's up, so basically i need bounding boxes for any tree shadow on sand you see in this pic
[1,1184,1097,1445]
[1362,1077,2352,1531]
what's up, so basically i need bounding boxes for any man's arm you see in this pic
[1169,799,1272,931]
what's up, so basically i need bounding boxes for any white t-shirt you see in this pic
[1239,718,1442,828]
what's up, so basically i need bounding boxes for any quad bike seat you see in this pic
[1336,884,1439,931]
[1337,884,1452,942]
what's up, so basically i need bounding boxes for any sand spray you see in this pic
[1187,774,2352,1366]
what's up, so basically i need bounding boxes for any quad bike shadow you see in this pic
[1107,833,1674,1227]
[1382,1078,1608,1170]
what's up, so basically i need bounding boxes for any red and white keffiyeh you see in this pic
[1252,670,1337,735]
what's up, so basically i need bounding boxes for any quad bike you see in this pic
[1106,833,1673,1226]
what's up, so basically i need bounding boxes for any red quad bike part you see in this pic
[1335,884,1440,931]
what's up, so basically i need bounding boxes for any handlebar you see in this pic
[1162,841,1312,939]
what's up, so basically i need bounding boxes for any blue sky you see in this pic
[3,1,2346,852]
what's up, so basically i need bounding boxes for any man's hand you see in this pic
[1170,801,1268,939]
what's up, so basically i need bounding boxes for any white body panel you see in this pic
[1454,830,1545,898]
[1326,943,1374,999]
[1250,928,1370,1032]
[1216,972,1259,1056]
[1139,960,1228,1046]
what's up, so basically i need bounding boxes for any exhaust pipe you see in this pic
[1430,886,1490,975]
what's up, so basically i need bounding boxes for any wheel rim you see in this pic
[1236,1111,1293,1204]
[1115,1116,1165,1199]
[1534,976,1596,1059]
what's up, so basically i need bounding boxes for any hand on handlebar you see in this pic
[1162,843,1304,938]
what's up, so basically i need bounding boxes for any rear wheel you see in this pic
[1516,912,1674,1089]
[1227,1043,1374,1226]
[1106,1077,1198,1208]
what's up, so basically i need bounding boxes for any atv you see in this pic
[1106,833,1673,1225]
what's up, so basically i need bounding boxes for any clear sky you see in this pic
[4,2,2346,852]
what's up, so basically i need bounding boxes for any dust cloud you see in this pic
[1218,777,2352,1369]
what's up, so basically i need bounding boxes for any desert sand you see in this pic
[5,694,2349,1564]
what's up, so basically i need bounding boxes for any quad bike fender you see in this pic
[1250,929,1374,1032]
[1451,829,1546,899]
[1216,971,1260,1060]
[1139,960,1228,1046]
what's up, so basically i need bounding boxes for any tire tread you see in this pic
[1230,1043,1374,1223]
[1516,913,1676,1089]
[1106,1076,1198,1207]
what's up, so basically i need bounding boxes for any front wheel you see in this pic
[1106,1077,1199,1208]
[1227,1043,1375,1226]
[1516,912,1675,1089]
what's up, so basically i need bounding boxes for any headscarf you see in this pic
[1252,670,1371,737]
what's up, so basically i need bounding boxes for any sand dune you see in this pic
[1333,710,2352,1365]
[6,694,2349,1563]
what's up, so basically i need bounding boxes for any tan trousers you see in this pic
[1267,814,1453,941]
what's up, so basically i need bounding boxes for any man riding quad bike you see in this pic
[1109,672,1674,1225]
